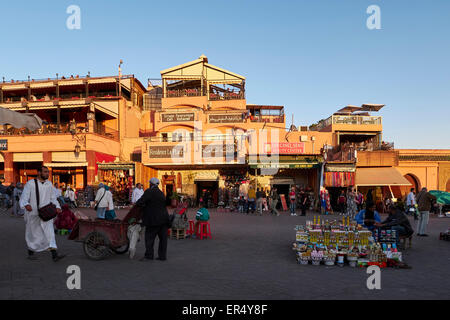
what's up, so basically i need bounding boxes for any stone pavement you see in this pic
[0,208,449,300]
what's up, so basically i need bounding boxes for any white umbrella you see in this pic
[0,107,43,131]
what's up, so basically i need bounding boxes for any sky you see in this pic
[0,0,449,149]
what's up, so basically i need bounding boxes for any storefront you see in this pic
[355,167,412,212]
[323,163,356,211]
[97,162,135,206]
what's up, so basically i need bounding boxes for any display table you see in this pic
[292,216,403,268]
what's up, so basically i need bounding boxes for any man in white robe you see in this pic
[131,183,144,204]
[19,166,65,261]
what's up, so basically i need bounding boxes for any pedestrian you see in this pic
[19,166,65,262]
[0,180,11,208]
[338,190,346,215]
[53,182,65,206]
[406,188,418,219]
[299,189,308,216]
[94,183,108,219]
[356,191,364,212]
[256,188,264,215]
[247,186,256,214]
[415,187,437,237]
[64,185,77,208]
[13,182,24,216]
[366,189,374,206]
[136,178,170,261]
[270,187,280,216]
[263,188,269,212]
[346,187,357,218]
[289,186,297,216]
[131,183,144,205]
[104,186,117,220]
[238,196,245,213]
[320,187,329,215]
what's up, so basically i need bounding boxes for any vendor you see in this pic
[374,204,414,238]
[354,202,381,231]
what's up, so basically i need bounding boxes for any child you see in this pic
[238,196,245,213]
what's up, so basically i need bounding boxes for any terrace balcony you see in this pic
[317,115,383,132]
[0,122,119,140]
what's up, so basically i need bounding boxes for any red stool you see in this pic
[186,220,195,236]
[167,229,171,236]
[198,222,212,240]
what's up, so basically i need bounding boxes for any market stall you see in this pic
[292,216,407,268]
[97,162,134,206]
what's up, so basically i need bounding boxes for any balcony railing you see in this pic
[0,122,119,140]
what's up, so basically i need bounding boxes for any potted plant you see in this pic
[170,192,181,208]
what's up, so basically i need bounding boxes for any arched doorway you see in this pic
[400,174,421,198]
[446,179,450,192]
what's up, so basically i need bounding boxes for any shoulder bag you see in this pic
[34,179,58,222]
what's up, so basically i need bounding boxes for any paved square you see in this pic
[0,209,449,300]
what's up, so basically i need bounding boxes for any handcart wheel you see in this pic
[111,242,130,254]
[83,231,110,260]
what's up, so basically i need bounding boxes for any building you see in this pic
[1,57,449,207]
[0,73,148,189]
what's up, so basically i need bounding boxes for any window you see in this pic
[161,133,168,142]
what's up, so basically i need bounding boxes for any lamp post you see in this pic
[118,59,123,98]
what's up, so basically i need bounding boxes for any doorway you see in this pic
[196,180,219,208]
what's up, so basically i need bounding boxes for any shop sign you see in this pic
[202,144,235,158]
[251,163,318,169]
[265,142,305,154]
[0,139,7,151]
[209,114,244,123]
[162,113,194,122]
[149,146,184,158]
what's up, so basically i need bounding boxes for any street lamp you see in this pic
[118,59,123,97]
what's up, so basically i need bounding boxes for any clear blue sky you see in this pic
[1,0,449,148]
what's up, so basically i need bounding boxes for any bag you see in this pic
[94,189,106,211]
[34,179,58,222]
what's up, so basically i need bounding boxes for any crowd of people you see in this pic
[2,167,442,263]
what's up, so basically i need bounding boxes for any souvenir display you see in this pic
[292,216,406,268]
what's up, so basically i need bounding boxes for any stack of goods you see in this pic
[292,216,405,268]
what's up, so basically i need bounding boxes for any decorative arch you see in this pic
[157,123,196,133]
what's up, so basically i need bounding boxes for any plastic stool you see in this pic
[198,222,212,240]
[187,220,195,236]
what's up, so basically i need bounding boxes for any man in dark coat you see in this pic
[136,178,170,261]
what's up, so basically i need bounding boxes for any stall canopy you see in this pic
[355,167,411,186]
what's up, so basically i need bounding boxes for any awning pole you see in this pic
[388,185,394,199]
